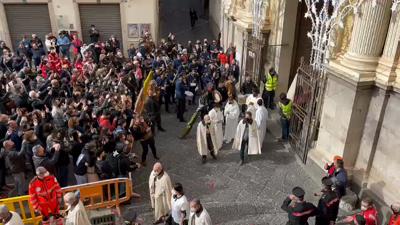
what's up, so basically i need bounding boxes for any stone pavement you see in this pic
[126,104,321,225]
[159,0,216,43]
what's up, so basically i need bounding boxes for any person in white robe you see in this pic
[0,205,23,225]
[64,191,91,225]
[196,115,219,163]
[224,98,240,143]
[149,162,173,224]
[255,99,268,147]
[208,104,224,150]
[245,88,261,108]
[188,199,212,225]
[232,111,261,165]
[246,102,257,120]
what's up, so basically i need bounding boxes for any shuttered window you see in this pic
[79,4,122,48]
[4,4,51,50]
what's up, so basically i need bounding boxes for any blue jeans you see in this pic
[281,118,290,140]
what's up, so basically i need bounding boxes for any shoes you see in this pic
[154,156,160,160]
[158,127,166,132]
[210,152,217,160]
[179,119,186,123]
[239,160,244,166]
[201,156,207,164]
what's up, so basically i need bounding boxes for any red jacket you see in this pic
[48,52,61,73]
[218,53,228,65]
[389,214,400,225]
[40,63,48,79]
[353,208,378,225]
[98,116,117,132]
[28,175,62,217]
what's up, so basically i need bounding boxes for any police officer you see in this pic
[281,186,317,225]
[315,177,340,225]
[278,92,292,141]
[263,67,278,109]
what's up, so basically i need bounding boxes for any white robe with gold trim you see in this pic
[196,121,220,156]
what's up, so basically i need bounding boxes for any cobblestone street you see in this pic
[127,105,320,225]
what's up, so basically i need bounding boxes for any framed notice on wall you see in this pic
[139,24,151,37]
[127,24,140,38]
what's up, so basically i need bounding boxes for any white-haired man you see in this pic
[149,162,173,224]
[0,205,23,225]
[64,191,91,225]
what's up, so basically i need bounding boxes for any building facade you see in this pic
[310,0,400,212]
[210,0,299,95]
[0,0,159,54]
[212,0,400,218]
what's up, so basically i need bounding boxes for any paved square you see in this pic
[128,108,320,225]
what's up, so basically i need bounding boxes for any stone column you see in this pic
[340,0,392,77]
[376,13,400,87]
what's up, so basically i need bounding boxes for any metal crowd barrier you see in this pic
[0,178,133,225]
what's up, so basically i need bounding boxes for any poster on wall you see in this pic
[139,24,151,37]
[127,24,140,38]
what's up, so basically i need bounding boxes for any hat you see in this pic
[322,177,333,187]
[35,166,48,176]
[292,186,305,198]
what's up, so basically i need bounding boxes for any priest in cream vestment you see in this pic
[208,103,224,150]
[232,111,261,165]
[224,98,240,143]
[149,162,173,224]
[197,115,219,163]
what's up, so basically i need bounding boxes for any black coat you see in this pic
[144,96,160,121]
[96,160,113,180]
[281,197,317,225]
[315,190,340,225]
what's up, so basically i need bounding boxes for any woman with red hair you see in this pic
[324,155,343,177]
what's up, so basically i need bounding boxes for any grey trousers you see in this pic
[74,174,88,185]
[10,172,26,197]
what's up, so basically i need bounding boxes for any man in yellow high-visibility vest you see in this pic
[262,68,278,110]
[278,92,292,141]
